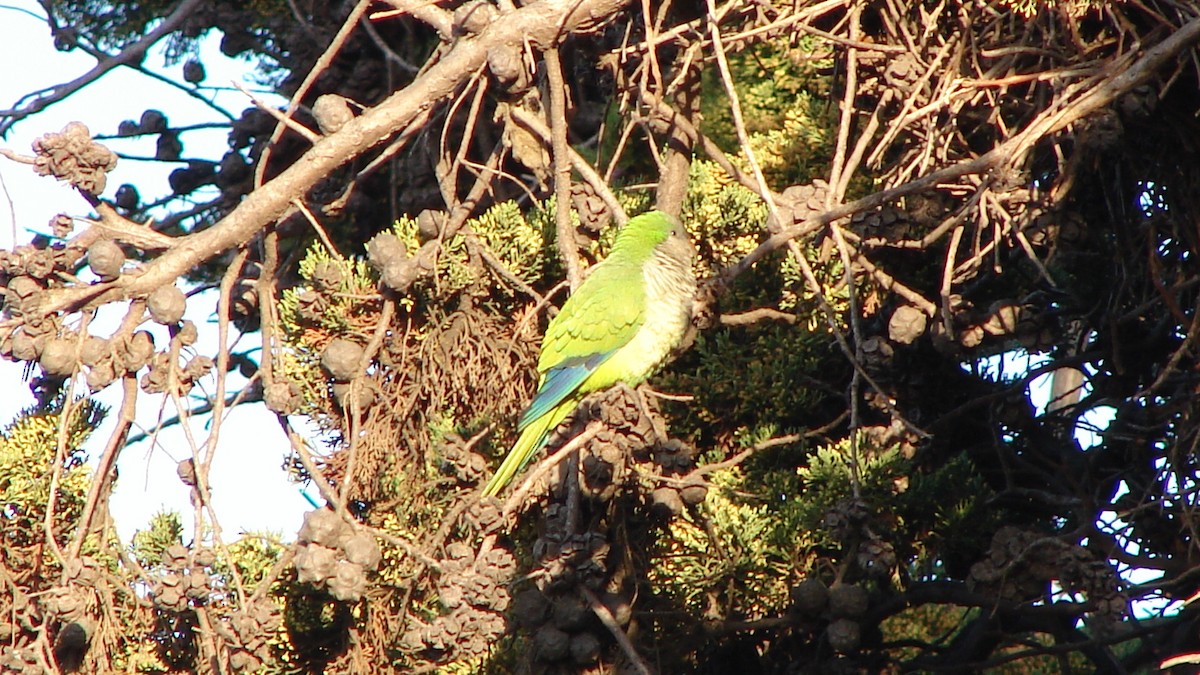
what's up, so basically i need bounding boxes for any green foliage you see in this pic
[48,0,182,51]
[897,453,1002,573]
[797,435,910,515]
[132,511,184,569]
[223,531,287,593]
[665,322,830,440]
[651,467,806,619]
[683,159,770,273]
[0,397,103,545]
[700,38,834,186]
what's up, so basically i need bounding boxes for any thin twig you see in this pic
[0,0,207,135]
[67,376,137,561]
[501,423,602,517]
[581,586,653,675]
[507,106,628,223]
[254,0,374,186]
[234,82,320,144]
[545,48,583,290]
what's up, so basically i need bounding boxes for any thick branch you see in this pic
[5,0,633,333]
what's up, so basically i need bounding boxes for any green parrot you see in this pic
[482,210,696,497]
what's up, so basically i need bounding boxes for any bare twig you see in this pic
[67,376,138,560]
[581,586,653,675]
[0,0,207,135]
[254,0,374,186]
[721,16,1200,285]
[545,48,583,290]
[507,106,628,223]
[234,81,320,143]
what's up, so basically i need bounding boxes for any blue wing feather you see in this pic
[518,351,613,429]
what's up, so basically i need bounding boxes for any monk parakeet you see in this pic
[482,210,696,497]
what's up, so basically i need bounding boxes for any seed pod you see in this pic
[23,250,55,280]
[39,337,75,376]
[342,533,382,571]
[155,586,184,611]
[155,132,182,161]
[438,583,464,608]
[177,458,196,486]
[185,570,210,600]
[229,650,261,672]
[488,44,527,89]
[569,632,601,665]
[791,577,830,615]
[650,486,684,517]
[79,336,109,366]
[332,381,375,409]
[416,210,443,242]
[550,595,590,631]
[140,361,170,394]
[381,258,423,293]
[828,583,869,618]
[86,360,116,391]
[888,305,927,345]
[826,618,861,653]
[50,213,75,237]
[87,239,124,280]
[367,233,406,271]
[679,474,709,505]
[264,381,302,415]
[9,330,38,361]
[327,561,367,601]
[194,549,216,568]
[162,545,189,568]
[294,544,338,585]
[511,589,551,628]
[310,260,344,291]
[312,94,354,135]
[182,60,205,84]
[112,182,138,208]
[298,509,349,548]
[215,151,250,189]
[321,339,363,382]
[148,284,187,324]
[184,356,213,380]
[5,274,41,308]
[120,330,155,371]
[533,625,570,662]
[177,320,199,346]
[140,110,168,133]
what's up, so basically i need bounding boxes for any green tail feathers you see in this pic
[481,401,575,497]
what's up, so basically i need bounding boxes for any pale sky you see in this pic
[0,1,310,545]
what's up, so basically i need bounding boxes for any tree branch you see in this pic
[2,0,635,337]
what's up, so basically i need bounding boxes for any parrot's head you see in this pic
[615,210,695,267]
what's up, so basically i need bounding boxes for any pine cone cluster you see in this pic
[400,542,514,661]
[293,509,382,602]
[152,544,218,612]
[968,526,1125,616]
[214,601,281,672]
[31,123,117,195]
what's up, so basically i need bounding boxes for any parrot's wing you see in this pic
[519,262,647,430]
[518,352,609,429]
